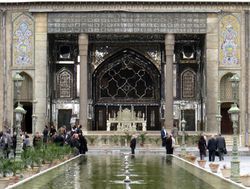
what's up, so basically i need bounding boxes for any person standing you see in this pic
[166,134,174,154]
[216,134,226,161]
[78,131,88,154]
[198,135,207,160]
[42,125,49,145]
[130,135,137,155]
[161,126,167,147]
[207,135,217,162]
[50,125,57,138]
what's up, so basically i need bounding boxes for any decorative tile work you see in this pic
[12,13,34,66]
[48,12,207,34]
[219,14,240,65]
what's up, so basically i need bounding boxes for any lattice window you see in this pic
[220,74,233,101]
[56,68,73,98]
[181,69,196,98]
[94,49,160,103]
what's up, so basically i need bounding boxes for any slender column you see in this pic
[164,34,175,130]
[79,34,88,131]
[34,13,47,133]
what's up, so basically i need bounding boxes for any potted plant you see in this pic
[209,163,219,173]
[112,135,119,146]
[197,159,207,168]
[139,132,147,147]
[86,136,97,146]
[240,174,250,187]
[220,164,231,178]
[184,154,197,164]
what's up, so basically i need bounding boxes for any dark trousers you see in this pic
[218,148,224,161]
[131,147,135,155]
[166,147,173,154]
[209,150,215,162]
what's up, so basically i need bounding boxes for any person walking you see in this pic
[130,135,137,155]
[161,126,167,147]
[207,135,217,162]
[198,135,207,160]
[216,134,226,161]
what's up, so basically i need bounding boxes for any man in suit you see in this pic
[130,135,137,155]
[216,134,226,161]
[207,135,217,162]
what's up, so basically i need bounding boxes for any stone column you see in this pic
[79,34,88,131]
[34,13,47,133]
[164,34,175,130]
[206,14,219,132]
[0,11,5,131]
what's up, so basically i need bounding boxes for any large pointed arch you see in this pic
[93,48,160,104]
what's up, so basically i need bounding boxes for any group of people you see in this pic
[160,125,227,161]
[41,124,89,155]
[0,130,15,158]
[198,134,227,162]
[0,124,89,159]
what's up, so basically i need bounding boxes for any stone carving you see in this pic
[48,12,207,34]
[12,13,34,66]
[107,108,146,132]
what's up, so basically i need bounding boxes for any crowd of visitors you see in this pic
[0,124,88,159]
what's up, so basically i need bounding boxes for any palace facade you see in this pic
[0,1,249,146]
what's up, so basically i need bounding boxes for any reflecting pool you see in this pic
[11,154,243,189]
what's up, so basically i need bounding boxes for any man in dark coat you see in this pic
[198,135,207,160]
[216,134,226,161]
[78,132,88,154]
[207,135,217,162]
[130,135,137,155]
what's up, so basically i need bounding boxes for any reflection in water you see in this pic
[14,155,217,189]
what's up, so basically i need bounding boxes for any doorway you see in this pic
[221,102,233,134]
[58,109,72,130]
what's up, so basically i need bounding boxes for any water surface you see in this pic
[13,154,219,189]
